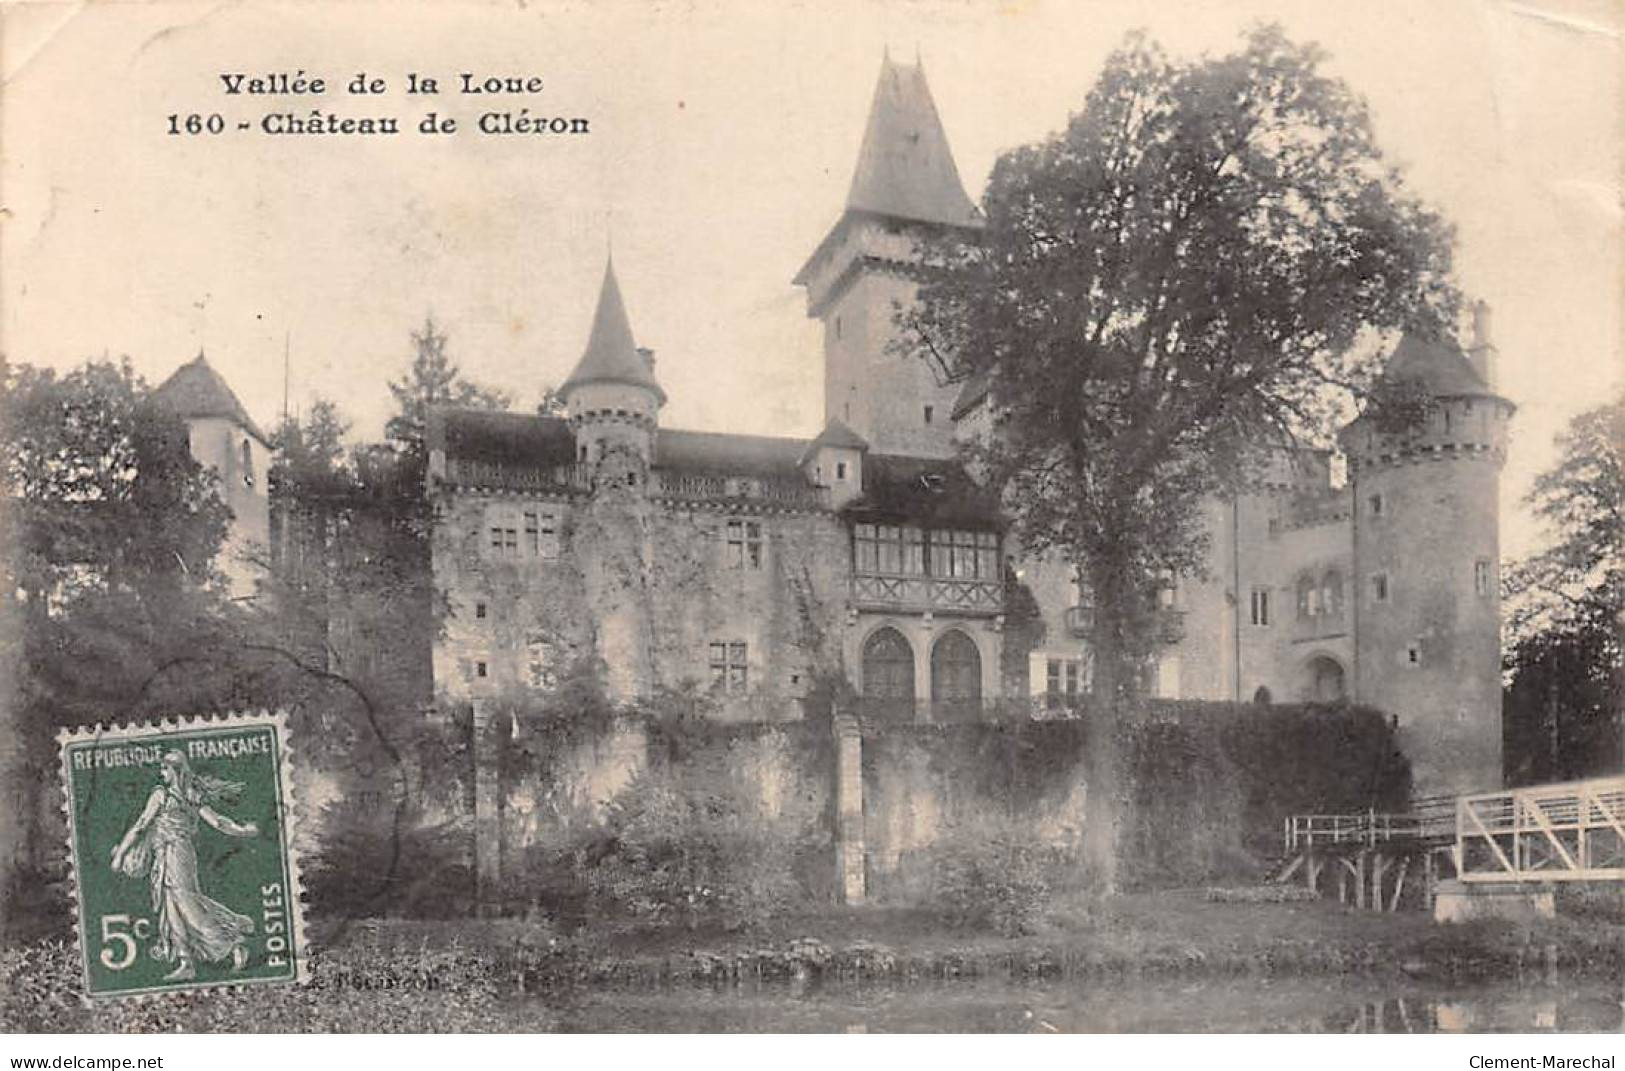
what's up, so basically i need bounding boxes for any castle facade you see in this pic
[158,58,1512,799]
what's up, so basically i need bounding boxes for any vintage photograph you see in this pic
[1,0,1620,1040]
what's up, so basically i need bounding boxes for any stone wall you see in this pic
[431,485,850,711]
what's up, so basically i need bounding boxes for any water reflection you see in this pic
[550,975,1625,1033]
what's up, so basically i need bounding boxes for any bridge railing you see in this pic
[1283,795,1457,854]
[1456,775,1625,883]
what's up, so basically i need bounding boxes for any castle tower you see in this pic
[794,54,982,458]
[560,257,666,488]
[1340,329,1515,797]
[151,351,271,599]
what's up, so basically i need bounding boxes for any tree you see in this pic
[1503,394,1624,783]
[0,358,231,607]
[385,316,510,462]
[903,27,1458,892]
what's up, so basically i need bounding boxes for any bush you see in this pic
[929,830,1055,937]
[573,766,812,933]
[304,797,475,920]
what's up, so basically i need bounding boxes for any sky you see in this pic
[3,0,1620,561]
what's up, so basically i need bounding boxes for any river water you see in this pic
[549,975,1624,1033]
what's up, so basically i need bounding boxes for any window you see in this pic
[1368,493,1384,517]
[1046,658,1082,700]
[488,505,557,559]
[862,628,914,704]
[853,524,924,575]
[475,661,488,679]
[1474,559,1493,597]
[1249,588,1270,626]
[923,405,934,425]
[726,520,763,569]
[1371,573,1389,603]
[931,630,982,705]
[835,316,842,340]
[489,525,518,556]
[475,601,487,620]
[1405,644,1421,667]
[836,461,847,481]
[1321,570,1343,617]
[709,641,748,694]
[1297,575,1316,619]
[241,440,254,488]
[936,530,998,579]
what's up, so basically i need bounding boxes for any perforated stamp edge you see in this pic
[56,709,310,1001]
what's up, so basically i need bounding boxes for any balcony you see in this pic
[444,458,590,493]
[1063,604,1184,643]
[849,573,1004,616]
[650,470,827,511]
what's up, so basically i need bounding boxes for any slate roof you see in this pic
[841,453,1002,529]
[433,409,576,467]
[845,56,982,229]
[797,417,870,465]
[434,408,1000,524]
[559,258,666,403]
[151,352,269,443]
[1379,332,1499,399]
[654,429,808,477]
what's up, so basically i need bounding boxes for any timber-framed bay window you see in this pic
[849,523,1003,613]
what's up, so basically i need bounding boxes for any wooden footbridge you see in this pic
[1276,775,1625,911]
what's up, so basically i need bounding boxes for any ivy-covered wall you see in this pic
[459,697,1409,918]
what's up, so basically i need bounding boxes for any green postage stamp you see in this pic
[58,712,305,998]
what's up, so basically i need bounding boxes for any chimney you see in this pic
[1467,300,1497,389]
[636,347,656,372]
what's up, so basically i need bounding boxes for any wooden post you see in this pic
[1370,853,1389,912]
[1389,857,1410,912]
[1337,861,1347,905]
[1355,851,1367,909]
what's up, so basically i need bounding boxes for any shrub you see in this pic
[929,830,1055,937]
[575,765,812,933]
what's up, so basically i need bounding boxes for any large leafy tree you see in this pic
[1502,394,1624,784]
[904,27,1458,891]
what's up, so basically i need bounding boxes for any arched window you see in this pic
[240,439,254,488]
[1321,569,1343,618]
[1305,656,1346,703]
[931,630,982,716]
[1252,685,1273,706]
[862,627,914,714]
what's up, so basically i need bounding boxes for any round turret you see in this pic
[1340,331,1515,797]
[560,259,665,485]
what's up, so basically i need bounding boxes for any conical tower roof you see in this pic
[1378,332,1500,400]
[151,351,268,443]
[845,55,981,228]
[560,258,666,404]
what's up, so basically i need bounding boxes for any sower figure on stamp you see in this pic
[110,750,259,981]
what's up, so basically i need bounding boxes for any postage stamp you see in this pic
[57,712,305,999]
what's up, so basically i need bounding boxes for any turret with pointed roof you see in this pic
[152,351,270,444]
[562,258,664,480]
[796,55,981,460]
[151,350,270,600]
[561,258,666,404]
